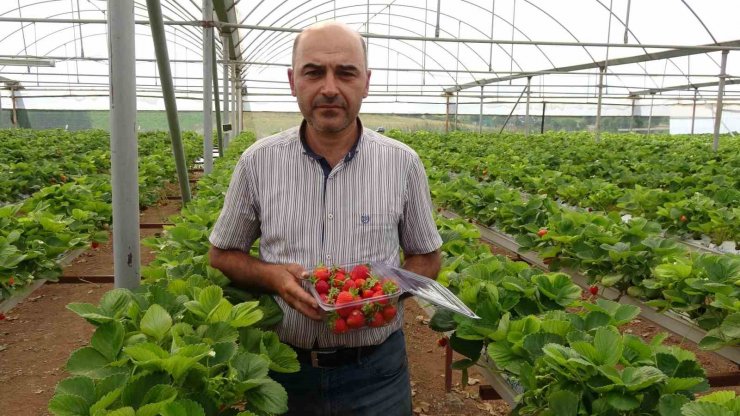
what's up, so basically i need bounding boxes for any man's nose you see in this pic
[320,73,339,96]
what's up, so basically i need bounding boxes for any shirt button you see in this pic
[328,213,334,220]
[326,255,331,260]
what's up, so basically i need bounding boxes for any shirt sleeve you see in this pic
[399,153,442,255]
[209,153,261,252]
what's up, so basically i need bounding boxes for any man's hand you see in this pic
[208,247,322,320]
[271,264,323,320]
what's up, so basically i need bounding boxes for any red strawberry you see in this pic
[320,293,329,304]
[0,313,5,320]
[341,279,357,292]
[335,291,356,318]
[381,279,398,295]
[437,337,448,347]
[315,280,330,294]
[372,290,389,305]
[587,207,593,212]
[8,277,15,286]
[543,257,554,266]
[589,286,598,296]
[347,309,365,329]
[60,175,67,183]
[680,215,688,223]
[362,289,375,299]
[314,266,331,281]
[537,228,548,237]
[91,241,100,250]
[354,278,366,289]
[368,312,385,327]
[350,264,371,281]
[372,283,382,292]
[331,317,348,334]
[382,305,397,321]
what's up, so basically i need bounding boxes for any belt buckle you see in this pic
[310,349,336,368]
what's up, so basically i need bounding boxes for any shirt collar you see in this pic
[299,118,363,163]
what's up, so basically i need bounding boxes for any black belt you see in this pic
[292,344,381,368]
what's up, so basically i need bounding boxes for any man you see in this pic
[208,21,442,416]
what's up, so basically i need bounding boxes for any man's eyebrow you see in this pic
[337,64,360,72]
[300,63,324,71]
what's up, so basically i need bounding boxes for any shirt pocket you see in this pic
[351,212,399,263]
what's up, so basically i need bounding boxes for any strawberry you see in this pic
[354,278,366,289]
[589,285,598,296]
[335,291,356,318]
[341,279,357,292]
[91,241,100,250]
[320,293,329,304]
[382,304,397,321]
[60,175,67,183]
[381,279,398,295]
[362,289,375,299]
[0,312,5,320]
[331,317,348,334]
[372,290,389,305]
[368,312,385,327]
[314,266,331,281]
[680,215,688,223]
[537,228,548,237]
[543,257,554,266]
[350,264,371,281]
[346,309,365,329]
[437,337,448,347]
[315,279,330,294]
[587,207,593,212]
[8,277,14,286]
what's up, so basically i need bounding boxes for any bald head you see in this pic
[292,21,368,70]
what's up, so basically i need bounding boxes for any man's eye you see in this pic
[305,70,321,77]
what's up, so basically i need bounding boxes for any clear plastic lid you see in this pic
[370,262,480,319]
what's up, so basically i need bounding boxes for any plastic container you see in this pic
[306,263,402,334]
[306,262,479,334]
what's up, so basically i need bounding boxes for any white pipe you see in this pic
[202,0,213,173]
[107,0,140,289]
[222,35,230,149]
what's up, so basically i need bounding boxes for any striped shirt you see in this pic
[209,119,442,348]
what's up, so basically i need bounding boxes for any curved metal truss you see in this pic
[0,0,739,119]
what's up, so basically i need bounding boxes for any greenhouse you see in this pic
[0,1,739,415]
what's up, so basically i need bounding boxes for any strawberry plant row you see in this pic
[441,209,740,364]
[391,130,739,245]
[51,132,300,415]
[428,169,740,350]
[0,130,202,301]
[429,214,730,415]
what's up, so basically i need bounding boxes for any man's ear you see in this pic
[363,69,371,98]
[288,68,296,97]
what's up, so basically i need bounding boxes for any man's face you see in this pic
[288,26,371,135]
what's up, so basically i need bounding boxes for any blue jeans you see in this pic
[269,330,412,416]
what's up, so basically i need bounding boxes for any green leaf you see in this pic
[533,273,581,307]
[622,366,666,391]
[48,394,90,416]
[681,402,734,416]
[105,408,136,416]
[720,313,740,339]
[450,332,483,362]
[429,308,457,332]
[163,344,212,381]
[231,352,270,381]
[140,304,173,342]
[121,373,170,408]
[593,326,623,366]
[244,379,288,414]
[548,390,579,416]
[658,393,690,416]
[606,391,640,411]
[99,289,133,317]
[66,303,113,324]
[124,343,168,364]
[54,376,96,406]
[259,332,299,373]
[91,321,125,362]
[161,400,206,416]
[229,301,263,328]
[89,388,122,415]
[66,347,112,379]
[697,390,736,404]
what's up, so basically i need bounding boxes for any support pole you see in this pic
[647,93,655,135]
[108,0,140,289]
[499,83,528,134]
[691,87,698,135]
[445,94,450,134]
[629,96,636,132]
[713,50,729,152]
[479,86,484,134]
[595,66,605,142]
[540,101,546,133]
[211,34,223,158]
[202,0,214,174]
[524,76,531,136]
[237,82,244,135]
[10,86,18,128]
[146,0,192,203]
[453,92,459,131]
[222,35,230,148]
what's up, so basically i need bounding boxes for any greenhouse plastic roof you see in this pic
[0,0,739,115]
